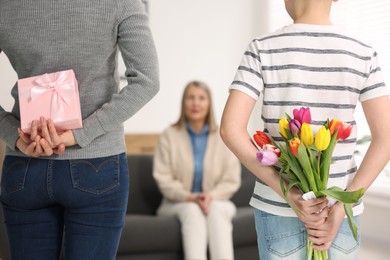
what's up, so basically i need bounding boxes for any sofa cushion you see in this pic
[230,165,256,207]
[126,155,256,214]
[118,215,182,254]
[126,155,162,215]
[233,207,257,247]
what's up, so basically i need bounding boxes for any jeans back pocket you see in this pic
[331,216,360,255]
[70,155,120,195]
[1,156,30,195]
[260,211,306,257]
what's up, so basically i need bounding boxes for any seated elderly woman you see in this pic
[153,81,241,260]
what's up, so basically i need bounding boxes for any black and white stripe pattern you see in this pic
[230,24,389,217]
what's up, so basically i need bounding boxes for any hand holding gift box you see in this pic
[18,69,82,133]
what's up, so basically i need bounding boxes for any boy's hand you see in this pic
[306,202,345,250]
[288,187,329,226]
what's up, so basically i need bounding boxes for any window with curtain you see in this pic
[266,1,390,139]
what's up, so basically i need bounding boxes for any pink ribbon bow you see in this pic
[30,70,75,120]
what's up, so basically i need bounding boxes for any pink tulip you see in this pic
[293,107,312,125]
[256,149,279,166]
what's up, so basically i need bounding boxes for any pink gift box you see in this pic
[18,69,83,133]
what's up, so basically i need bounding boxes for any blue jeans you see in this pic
[254,208,360,260]
[0,153,129,260]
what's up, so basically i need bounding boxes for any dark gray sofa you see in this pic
[117,154,259,260]
[0,154,259,260]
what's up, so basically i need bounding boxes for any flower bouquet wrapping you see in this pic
[253,107,364,260]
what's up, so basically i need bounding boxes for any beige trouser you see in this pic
[157,199,236,260]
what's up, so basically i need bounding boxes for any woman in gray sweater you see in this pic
[0,0,159,259]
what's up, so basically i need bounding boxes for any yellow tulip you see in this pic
[279,118,289,139]
[315,126,331,151]
[300,123,314,146]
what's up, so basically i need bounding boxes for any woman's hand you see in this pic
[39,117,77,148]
[197,193,212,215]
[16,128,64,157]
[16,116,79,157]
[187,194,198,203]
[186,193,213,215]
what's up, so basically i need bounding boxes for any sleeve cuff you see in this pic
[72,113,106,148]
[1,114,21,151]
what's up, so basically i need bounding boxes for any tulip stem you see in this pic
[317,152,323,190]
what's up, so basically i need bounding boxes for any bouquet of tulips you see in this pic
[253,107,364,260]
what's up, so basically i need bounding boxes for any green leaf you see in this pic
[320,129,338,185]
[285,128,294,140]
[307,145,318,174]
[316,187,365,203]
[278,167,305,217]
[279,168,287,197]
[278,142,310,192]
[297,143,318,192]
[285,181,305,217]
[286,171,299,182]
[344,203,359,241]
[286,113,292,121]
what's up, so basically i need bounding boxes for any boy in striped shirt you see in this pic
[220,0,390,259]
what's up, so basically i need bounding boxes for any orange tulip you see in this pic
[289,137,301,157]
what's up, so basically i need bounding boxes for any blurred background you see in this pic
[1,1,389,259]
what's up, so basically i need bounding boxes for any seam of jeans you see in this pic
[46,159,54,200]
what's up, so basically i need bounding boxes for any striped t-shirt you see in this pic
[230,24,389,217]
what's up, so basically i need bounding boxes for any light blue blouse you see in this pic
[186,123,209,193]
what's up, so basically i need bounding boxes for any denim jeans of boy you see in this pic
[0,153,129,260]
[254,208,360,260]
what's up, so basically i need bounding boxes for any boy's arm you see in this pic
[348,96,390,191]
[308,95,390,250]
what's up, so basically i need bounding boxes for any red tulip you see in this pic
[338,123,353,140]
[253,131,272,148]
[329,119,353,140]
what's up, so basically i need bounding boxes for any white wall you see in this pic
[0,53,17,111]
[0,1,269,134]
[125,0,267,133]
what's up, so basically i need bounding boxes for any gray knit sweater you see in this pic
[0,0,159,159]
